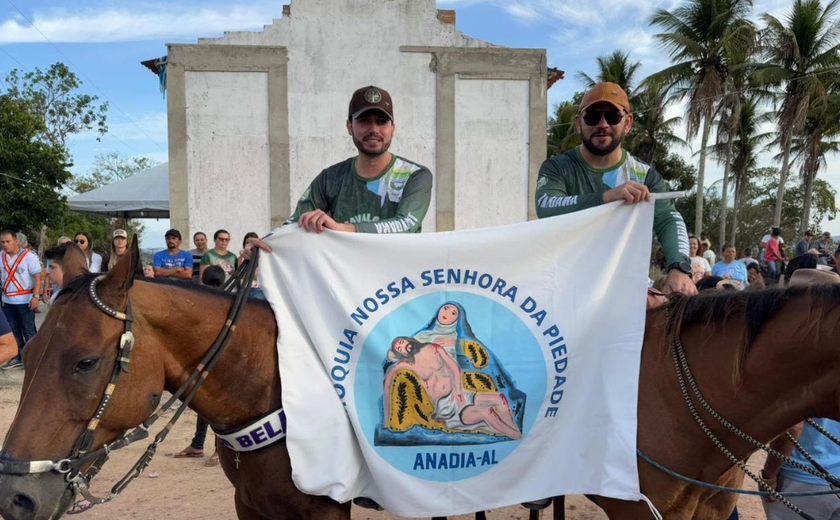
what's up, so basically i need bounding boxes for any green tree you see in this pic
[647,0,756,237]
[628,81,687,164]
[755,0,840,228]
[69,152,158,194]
[726,96,774,246]
[0,95,71,233]
[654,153,697,192]
[576,50,642,93]
[4,63,108,148]
[791,80,840,233]
[547,101,581,157]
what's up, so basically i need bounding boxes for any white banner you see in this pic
[260,200,655,517]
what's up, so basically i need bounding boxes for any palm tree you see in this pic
[547,101,581,157]
[714,44,757,247]
[647,0,756,236]
[755,0,840,228]
[790,84,840,232]
[576,50,643,93]
[628,81,688,164]
[727,96,774,246]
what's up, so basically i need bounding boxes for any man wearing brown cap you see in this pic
[285,85,432,234]
[535,82,695,295]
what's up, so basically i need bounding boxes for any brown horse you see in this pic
[1,241,839,520]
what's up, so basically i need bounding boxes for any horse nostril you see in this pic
[12,493,35,513]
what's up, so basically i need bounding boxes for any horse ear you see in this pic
[62,243,90,282]
[98,236,140,304]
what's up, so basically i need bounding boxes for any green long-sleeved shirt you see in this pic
[535,147,691,267]
[286,155,432,233]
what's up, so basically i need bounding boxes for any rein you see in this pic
[638,303,840,520]
[0,250,260,507]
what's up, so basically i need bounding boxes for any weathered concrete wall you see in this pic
[185,71,271,242]
[167,0,547,242]
[455,78,530,229]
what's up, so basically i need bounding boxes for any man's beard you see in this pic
[353,133,392,158]
[582,129,625,156]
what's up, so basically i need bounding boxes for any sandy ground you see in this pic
[0,376,770,520]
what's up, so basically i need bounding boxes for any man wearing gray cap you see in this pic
[285,85,433,235]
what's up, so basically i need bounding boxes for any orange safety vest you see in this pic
[3,249,33,297]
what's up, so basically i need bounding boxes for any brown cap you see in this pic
[579,82,631,113]
[349,86,394,121]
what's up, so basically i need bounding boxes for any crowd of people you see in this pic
[0,226,265,372]
[659,226,838,294]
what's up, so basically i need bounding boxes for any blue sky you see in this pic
[1,0,835,249]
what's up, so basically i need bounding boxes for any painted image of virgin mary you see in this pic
[413,302,526,429]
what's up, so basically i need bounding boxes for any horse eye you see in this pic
[75,358,100,373]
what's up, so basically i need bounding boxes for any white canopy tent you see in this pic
[67,162,169,219]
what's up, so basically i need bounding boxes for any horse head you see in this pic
[0,238,166,520]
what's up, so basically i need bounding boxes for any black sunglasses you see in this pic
[75,239,86,244]
[582,110,625,126]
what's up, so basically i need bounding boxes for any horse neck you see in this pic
[134,281,281,430]
[651,294,840,476]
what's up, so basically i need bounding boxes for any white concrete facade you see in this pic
[166,0,548,244]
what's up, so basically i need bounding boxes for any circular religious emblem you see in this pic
[365,89,382,104]
[354,291,546,481]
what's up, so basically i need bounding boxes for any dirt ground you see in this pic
[0,383,768,520]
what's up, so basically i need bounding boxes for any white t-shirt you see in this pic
[1,249,42,305]
[761,234,785,245]
[703,249,716,266]
[88,252,103,273]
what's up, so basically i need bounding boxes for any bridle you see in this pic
[0,250,260,506]
[638,302,840,520]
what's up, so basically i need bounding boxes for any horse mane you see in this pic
[661,283,840,385]
[57,272,271,309]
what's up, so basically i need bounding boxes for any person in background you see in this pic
[689,237,712,284]
[738,248,758,268]
[813,231,833,265]
[765,227,785,284]
[761,228,785,262]
[153,229,193,281]
[834,248,840,275]
[43,243,88,305]
[711,244,748,290]
[74,232,102,273]
[238,232,265,300]
[103,229,128,272]
[0,230,41,370]
[746,263,766,291]
[189,232,208,283]
[173,265,225,467]
[143,264,155,278]
[700,239,716,267]
[794,230,814,258]
[0,308,17,367]
[45,237,72,302]
[201,230,238,281]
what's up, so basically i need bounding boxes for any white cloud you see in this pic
[0,2,279,43]
[504,3,541,22]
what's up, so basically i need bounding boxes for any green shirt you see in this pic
[286,155,432,233]
[200,249,238,279]
[535,147,691,267]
